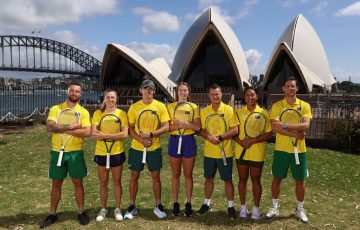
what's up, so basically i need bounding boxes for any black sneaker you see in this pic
[228,207,237,219]
[184,202,193,217]
[172,202,180,216]
[39,214,58,228]
[198,204,211,215]
[77,212,90,225]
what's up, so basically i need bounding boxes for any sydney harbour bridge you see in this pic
[0,35,101,77]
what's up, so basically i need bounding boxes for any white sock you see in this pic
[204,199,211,206]
[297,201,304,210]
[228,200,234,208]
[272,198,279,208]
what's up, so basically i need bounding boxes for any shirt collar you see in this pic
[209,102,225,113]
[281,97,300,109]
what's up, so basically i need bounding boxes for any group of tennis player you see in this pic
[39,76,312,228]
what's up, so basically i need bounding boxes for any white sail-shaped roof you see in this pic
[149,58,172,78]
[101,43,176,99]
[169,8,250,89]
[264,14,335,92]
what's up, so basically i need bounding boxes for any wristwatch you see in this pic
[218,135,224,141]
[150,132,154,138]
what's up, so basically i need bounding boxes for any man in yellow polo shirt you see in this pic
[198,84,239,219]
[266,77,312,224]
[40,82,91,228]
[124,78,170,220]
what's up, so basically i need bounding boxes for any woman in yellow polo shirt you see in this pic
[234,87,272,220]
[91,89,129,222]
[167,82,200,217]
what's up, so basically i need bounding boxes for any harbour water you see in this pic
[0,89,100,117]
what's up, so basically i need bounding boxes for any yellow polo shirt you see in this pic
[92,109,129,155]
[270,98,312,153]
[167,101,200,135]
[127,99,170,151]
[47,101,91,151]
[235,105,272,161]
[200,102,239,158]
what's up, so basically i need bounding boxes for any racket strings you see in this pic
[174,104,194,123]
[206,116,227,136]
[100,118,121,134]
[244,114,267,138]
[280,110,302,145]
[280,110,301,124]
[138,112,159,133]
[58,112,78,125]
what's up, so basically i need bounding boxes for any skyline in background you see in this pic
[0,0,359,83]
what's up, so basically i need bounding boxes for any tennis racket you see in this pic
[279,108,302,165]
[173,102,194,155]
[99,114,121,169]
[56,108,80,166]
[137,109,160,164]
[239,112,267,160]
[205,113,228,166]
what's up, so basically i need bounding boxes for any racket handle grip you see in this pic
[294,146,300,165]
[239,149,246,160]
[221,151,228,166]
[177,136,183,155]
[57,150,64,166]
[106,153,110,169]
[142,147,147,164]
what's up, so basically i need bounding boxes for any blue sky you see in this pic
[0,0,359,82]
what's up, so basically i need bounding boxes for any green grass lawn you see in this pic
[0,125,359,229]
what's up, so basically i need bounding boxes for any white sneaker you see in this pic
[239,205,249,218]
[153,204,167,219]
[295,207,308,223]
[251,206,261,220]
[266,206,279,219]
[114,208,123,221]
[124,205,137,220]
[96,208,108,222]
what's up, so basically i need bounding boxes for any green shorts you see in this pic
[204,156,233,181]
[128,148,162,172]
[272,150,308,180]
[49,150,88,180]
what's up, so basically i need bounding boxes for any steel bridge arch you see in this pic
[0,35,101,77]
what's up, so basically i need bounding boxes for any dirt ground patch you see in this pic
[0,125,34,137]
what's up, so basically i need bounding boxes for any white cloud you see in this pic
[279,0,295,8]
[132,7,180,34]
[210,6,238,23]
[244,49,263,74]
[335,2,360,17]
[198,0,227,9]
[51,30,103,61]
[0,0,118,31]
[184,12,200,22]
[126,42,177,66]
[188,2,255,25]
[332,66,360,83]
[236,8,252,19]
[310,1,328,16]
[52,30,83,47]
[189,5,250,24]
[244,0,260,6]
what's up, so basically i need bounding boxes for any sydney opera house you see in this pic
[100,8,335,102]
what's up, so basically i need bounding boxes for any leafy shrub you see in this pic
[325,119,360,153]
